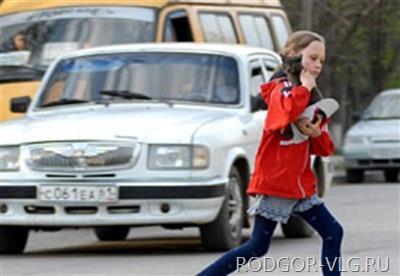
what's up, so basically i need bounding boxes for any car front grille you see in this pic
[371,139,400,144]
[358,159,400,166]
[26,142,140,172]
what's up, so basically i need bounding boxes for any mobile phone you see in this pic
[311,111,327,124]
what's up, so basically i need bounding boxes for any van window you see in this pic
[199,12,237,43]
[0,7,156,68]
[271,14,289,49]
[238,14,273,49]
[163,10,193,42]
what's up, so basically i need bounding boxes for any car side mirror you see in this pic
[11,96,31,113]
[352,110,362,121]
[251,95,267,112]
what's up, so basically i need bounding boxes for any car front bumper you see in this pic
[0,179,226,227]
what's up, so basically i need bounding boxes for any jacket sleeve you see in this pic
[262,81,311,131]
[310,123,335,156]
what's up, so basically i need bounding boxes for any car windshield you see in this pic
[0,6,156,81]
[37,53,240,108]
[363,93,400,120]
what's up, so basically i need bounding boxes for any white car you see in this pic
[0,43,333,254]
[343,89,400,183]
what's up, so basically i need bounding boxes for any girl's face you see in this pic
[296,41,326,77]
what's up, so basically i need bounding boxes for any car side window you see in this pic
[249,60,266,98]
[238,13,274,50]
[262,57,279,81]
[199,12,238,43]
[271,14,289,49]
[163,10,193,42]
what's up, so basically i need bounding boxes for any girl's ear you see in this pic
[288,50,297,57]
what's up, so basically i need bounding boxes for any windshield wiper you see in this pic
[41,98,92,108]
[100,90,174,107]
[100,90,152,100]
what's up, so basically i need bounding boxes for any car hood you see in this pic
[346,119,400,141]
[0,104,229,145]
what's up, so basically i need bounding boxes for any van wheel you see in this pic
[94,226,130,241]
[384,169,399,182]
[346,169,364,183]
[281,216,314,238]
[200,167,244,251]
[0,226,29,254]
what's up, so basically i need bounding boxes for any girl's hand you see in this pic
[295,114,323,137]
[300,69,316,91]
[308,114,323,137]
[295,117,313,136]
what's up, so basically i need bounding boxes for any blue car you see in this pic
[343,89,400,183]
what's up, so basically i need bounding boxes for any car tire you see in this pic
[200,167,244,251]
[346,169,364,183]
[281,215,314,238]
[0,226,29,254]
[384,169,399,183]
[94,226,130,241]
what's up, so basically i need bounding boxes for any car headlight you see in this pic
[0,146,20,171]
[344,136,368,145]
[148,145,209,170]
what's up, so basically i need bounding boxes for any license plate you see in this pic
[39,185,118,202]
[371,148,398,159]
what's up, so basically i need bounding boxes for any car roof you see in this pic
[1,0,283,15]
[380,88,400,96]
[59,43,280,61]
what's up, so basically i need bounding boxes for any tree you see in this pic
[281,0,400,138]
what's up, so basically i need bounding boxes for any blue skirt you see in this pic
[247,193,323,224]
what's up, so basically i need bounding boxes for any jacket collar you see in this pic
[269,70,287,81]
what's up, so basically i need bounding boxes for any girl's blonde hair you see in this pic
[280,30,325,57]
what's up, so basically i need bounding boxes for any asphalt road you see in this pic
[1,172,399,276]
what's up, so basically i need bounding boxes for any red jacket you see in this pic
[247,79,334,199]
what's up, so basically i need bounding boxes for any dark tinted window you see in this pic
[163,10,193,42]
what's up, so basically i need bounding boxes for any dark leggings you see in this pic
[197,203,343,276]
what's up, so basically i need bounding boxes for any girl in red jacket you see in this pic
[198,31,343,276]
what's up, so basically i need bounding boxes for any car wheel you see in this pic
[200,167,244,251]
[346,169,364,183]
[281,215,314,238]
[0,226,29,254]
[384,169,399,183]
[94,226,130,241]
